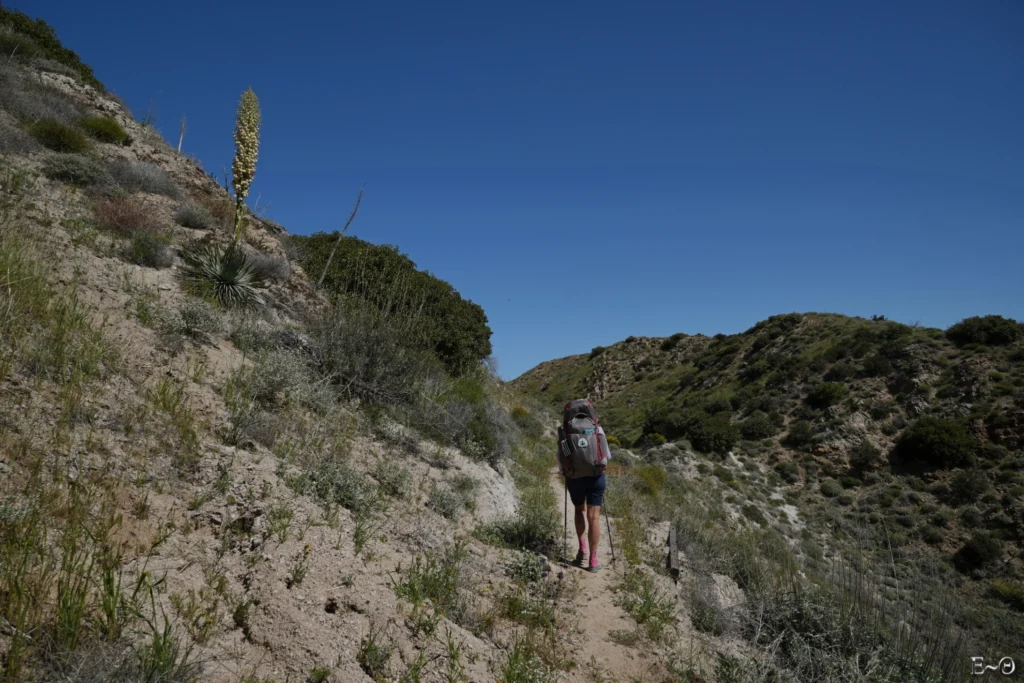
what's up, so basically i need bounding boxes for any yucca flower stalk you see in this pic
[231,88,261,244]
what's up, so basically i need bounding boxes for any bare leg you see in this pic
[587,505,601,563]
[574,503,588,553]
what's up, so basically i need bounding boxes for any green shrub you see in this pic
[295,232,492,375]
[0,8,105,90]
[848,439,882,471]
[429,480,476,521]
[660,332,685,351]
[946,315,1021,348]
[245,248,290,282]
[501,637,555,683]
[174,203,215,230]
[641,432,667,449]
[988,579,1024,612]
[311,301,435,409]
[775,461,800,484]
[356,621,393,681]
[614,569,677,642]
[806,382,850,409]
[741,504,766,526]
[373,462,410,499]
[410,367,518,466]
[41,153,113,189]
[294,462,379,518]
[820,479,842,497]
[123,231,173,269]
[954,532,1003,572]
[740,411,776,440]
[80,116,130,144]
[959,506,982,527]
[824,362,856,381]
[28,118,88,152]
[392,542,468,624]
[702,395,734,415]
[177,300,223,341]
[861,353,894,377]
[686,412,739,455]
[894,416,977,469]
[947,469,990,506]
[108,159,180,198]
[782,420,815,449]
[920,525,943,544]
[0,27,41,59]
[589,345,607,358]
[474,485,557,555]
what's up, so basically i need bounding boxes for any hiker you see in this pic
[556,399,611,573]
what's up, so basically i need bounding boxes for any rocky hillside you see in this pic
[0,10,583,683]
[3,8,1022,682]
[514,312,1024,657]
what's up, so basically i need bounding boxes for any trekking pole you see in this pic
[604,502,616,565]
[562,477,568,564]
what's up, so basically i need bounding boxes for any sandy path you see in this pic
[548,468,658,683]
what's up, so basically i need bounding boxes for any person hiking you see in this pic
[556,399,611,573]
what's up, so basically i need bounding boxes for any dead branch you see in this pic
[316,185,365,289]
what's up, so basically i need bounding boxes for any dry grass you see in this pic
[93,195,156,236]
[173,202,215,230]
[108,159,180,198]
[0,118,39,153]
[0,64,83,125]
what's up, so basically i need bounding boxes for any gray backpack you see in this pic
[557,399,609,478]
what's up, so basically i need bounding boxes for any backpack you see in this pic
[557,399,610,478]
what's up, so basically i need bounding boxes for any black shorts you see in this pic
[566,473,606,507]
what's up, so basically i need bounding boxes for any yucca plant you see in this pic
[180,242,265,309]
[230,88,261,244]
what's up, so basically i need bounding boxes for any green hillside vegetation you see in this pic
[3,9,1023,681]
[514,312,1024,659]
[293,232,492,376]
[0,17,566,681]
[0,8,105,90]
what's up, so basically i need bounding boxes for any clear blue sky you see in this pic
[12,0,1024,380]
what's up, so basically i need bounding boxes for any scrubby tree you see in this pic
[782,420,815,449]
[954,532,1003,573]
[740,411,777,440]
[686,412,739,455]
[296,232,492,375]
[806,382,850,409]
[946,315,1022,348]
[848,439,882,471]
[894,416,977,469]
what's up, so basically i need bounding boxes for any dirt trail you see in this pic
[548,468,658,682]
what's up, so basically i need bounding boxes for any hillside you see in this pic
[3,10,843,683]
[0,9,588,683]
[514,312,1024,660]
[3,7,1022,683]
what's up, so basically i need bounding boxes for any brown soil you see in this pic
[548,469,667,683]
